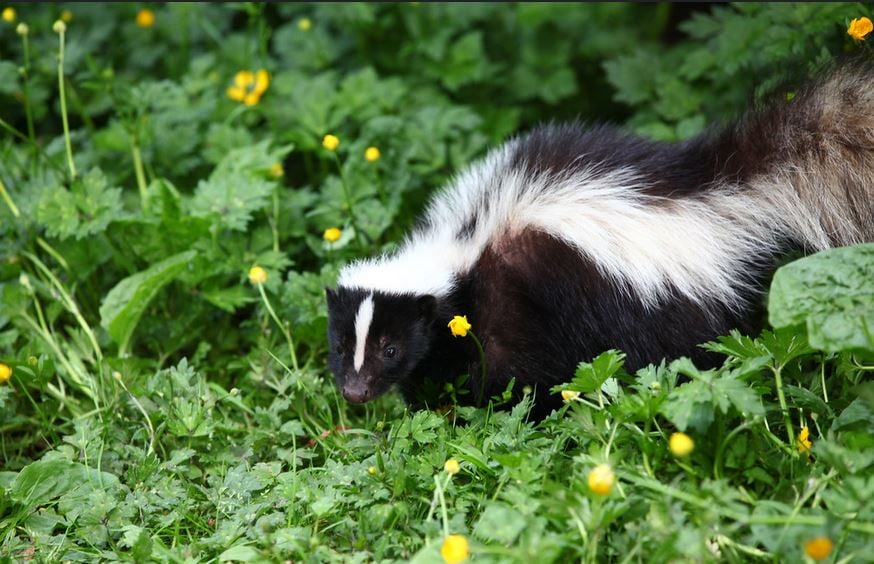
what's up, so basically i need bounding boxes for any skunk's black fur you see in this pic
[326,60,874,418]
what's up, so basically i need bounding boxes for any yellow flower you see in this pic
[2,7,15,22]
[136,8,154,28]
[669,432,695,457]
[561,390,580,402]
[365,146,381,162]
[270,162,284,178]
[227,69,270,106]
[847,16,873,40]
[248,266,268,285]
[367,466,378,476]
[52,19,66,33]
[297,17,312,31]
[797,425,812,455]
[0,362,11,384]
[322,134,340,151]
[323,227,342,243]
[448,315,471,337]
[61,9,73,23]
[440,534,469,564]
[444,458,460,475]
[587,463,615,496]
[803,536,833,561]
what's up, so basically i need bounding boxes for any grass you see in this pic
[0,3,873,562]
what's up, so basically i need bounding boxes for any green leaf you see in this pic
[10,459,118,511]
[563,350,626,393]
[219,545,262,562]
[10,460,82,508]
[35,168,124,240]
[99,250,196,352]
[660,379,713,432]
[474,503,527,543]
[769,244,874,352]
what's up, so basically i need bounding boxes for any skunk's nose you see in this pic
[342,381,372,404]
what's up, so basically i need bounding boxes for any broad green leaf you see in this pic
[10,459,118,511]
[474,503,527,543]
[219,545,262,562]
[99,250,196,352]
[769,244,874,352]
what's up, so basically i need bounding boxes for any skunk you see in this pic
[325,61,874,417]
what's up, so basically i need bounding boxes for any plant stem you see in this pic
[469,331,488,405]
[20,30,36,146]
[0,176,20,218]
[331,152,366,253]
[257,283,299,371]
[130,134,148,208]
[56,25,77,180]
[771,365,795,453]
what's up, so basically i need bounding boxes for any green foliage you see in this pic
[1,2,873,562]
[99,250,197,353]
[769,244,874,352]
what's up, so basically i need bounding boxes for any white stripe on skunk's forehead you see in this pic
[353,294,374,371]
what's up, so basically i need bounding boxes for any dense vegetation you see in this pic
[1,3,872,562]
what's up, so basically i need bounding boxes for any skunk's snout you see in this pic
[342,379,372,404]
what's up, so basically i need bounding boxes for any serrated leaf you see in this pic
[100,250,196,352]
[563,350,626,393]
[474,503,527,543]
[712,376,765,417]
[660,380,714,432]
[35,168,124,240]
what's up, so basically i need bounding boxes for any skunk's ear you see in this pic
[417,295,437,320]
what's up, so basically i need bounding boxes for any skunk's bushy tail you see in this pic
[722,58,874,249]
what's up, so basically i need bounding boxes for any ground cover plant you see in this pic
[1,3,873,562]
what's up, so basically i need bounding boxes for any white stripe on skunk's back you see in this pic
[338,135,860,309]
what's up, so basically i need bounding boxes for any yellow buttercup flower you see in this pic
[322,134,340,151]
[0,362,11,384]
[61,9,73,23]
[440,534,469,563]
[2,7,15,22]
[323,227,342,243]
[847,16,873,40]
[587,463,615,496]
[365,146,381,162]
[803,536,833,561]
[669,432,695,457]
[561,390,580,402]
[448,315,471,337]
[248,266,268,285]
[367,466,378,476]
[797,425,812,455]
[270,162,284,178]
[136,9,155,28]
[297,17,312,31]
[227,69,270,106]
[444,458,460,475]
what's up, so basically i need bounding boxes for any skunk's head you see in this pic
[325,287,437,404]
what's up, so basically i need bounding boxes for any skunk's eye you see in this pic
[335,344,344,356]
[383,346,397,359]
